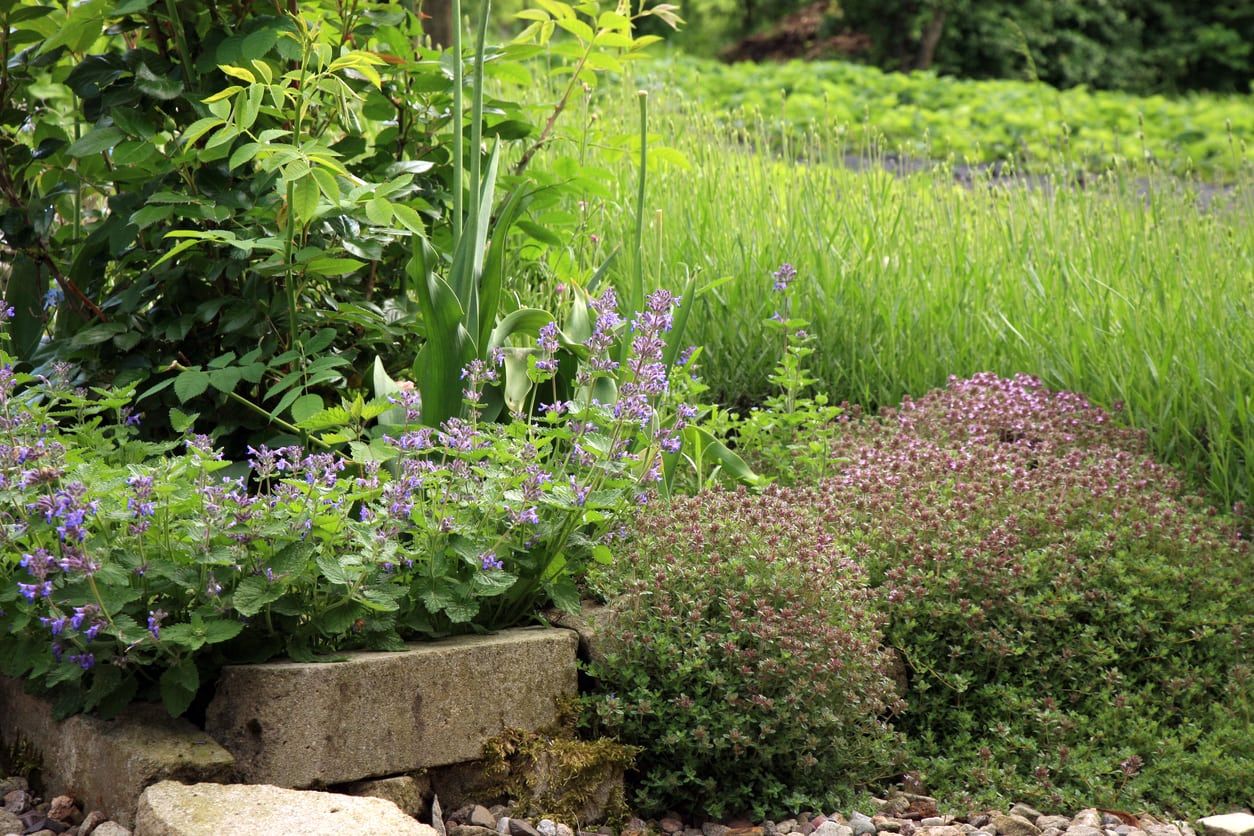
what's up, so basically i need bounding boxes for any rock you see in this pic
[662,820,685,834]
[993,815,1041,836]
[851,814,877,836]
[499,818,513,835]
[338,775,429,819]
[0,679,234,830]
[29,830,56,836]
[471,807,498,829]
[704,825,730,836]
[432,797,446,836]
[778,822,798,835]
[204,629,577,788]
[969,821,990,831]
[1038,820,1071,832]
[921,820,946,828]
[3,790,30,814]
[451,828,499,836]
[1010,809,1043,825]
[91,826,131,836]
[79,811,110,835]
[0,779,25,797]
[512,820,543,836]
[873,819,903,833]
[133,781,435,836]
[1073,814,1104,831]
[539,820,558,836]
[728,828,763,836]
[0,809,24,834]
[1198,819,1254,836]
[815,819,831,830]
[902,798,939,821]
[815,822,854,836]
[916,827,963,836]
[49,797,82,825]
[556,824,575,836]
[1064,828,1105,836]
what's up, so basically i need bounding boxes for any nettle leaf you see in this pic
[315,553,351,586]
[159,659,199,717]
[232,576,285,617]
[472,570,519,598]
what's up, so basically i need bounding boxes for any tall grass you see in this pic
[545,89,1253,511]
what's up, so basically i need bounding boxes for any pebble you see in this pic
[79,810,109,836]
[1073,813,1105,830]
[557,825,575,836]
[511,818,543,836]
[539,819,558,836]
[90,825,131,836]
[1198,818,1254,836]
[874,818,903,833]
[498,818,512,834]
[778,822,798,836]
[661,819,684,834]
[1010,807,1043,825]
[705,825,731,836]
[470,807,497,830]
[1064,827,1105,836]
[850,812,876,836]
[1038,820,1071,831]
[920,818,946,827]
[814,822,853,836]
[48,796,80,825]
[993,814,1042,836]
[0,809,24,836]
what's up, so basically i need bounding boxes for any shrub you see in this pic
[584,487,904,820]
[794,373,1252,815]
[0,288,703,718]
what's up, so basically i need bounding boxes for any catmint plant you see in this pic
[0,289,699,718]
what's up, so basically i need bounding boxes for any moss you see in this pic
[483,728,638,828]
[1,735,44,791]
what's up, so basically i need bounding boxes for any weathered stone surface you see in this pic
[133,781,435,836]
[993,816,1042,836]
[1038,820,1071,832]
[0,809,24,834]
[0,678,234,829]
[429,762,507,812]
[338,775,430,819]
[1064,827,1105,836]
[92,824,133,836]
[916,827,963,836]
[1011,808,1043,825]
[471,807,498,829]
[815,823,853,836]
[1073,814,1104,830]
[205,628,577,788]
[1198,816,1254,836]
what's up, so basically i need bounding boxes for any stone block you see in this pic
[1198,816,1254,836]
[0,678,234,829]
[133,781,435,836]
[204,628,578,788]
[336,774,431,819]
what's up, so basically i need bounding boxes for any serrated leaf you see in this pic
[169,407,199,433]
[232,576,284,617]
[208,366,242,393]
[159,659,199,717]
[290,394,324,424]
[173,370,210,403]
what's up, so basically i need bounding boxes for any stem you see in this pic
[162,0,197,87]
[451,0,464,244]
[467,0,490,221]
[631,90,648,317]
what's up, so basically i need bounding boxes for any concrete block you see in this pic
[204,627,578,787]
[133,781,436,835]
[0,677,235,828]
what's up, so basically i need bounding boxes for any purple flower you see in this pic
[68,652,94,670]
[480,551,504,571]
[772,263,797,292]
[511,506,540,526]
[148,610,167,640]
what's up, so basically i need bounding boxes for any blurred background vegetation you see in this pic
[614,0,1253,94]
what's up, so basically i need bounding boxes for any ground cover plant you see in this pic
[585,486,904,820]
[588,368,1251,819]
[550,86,1253,514]
[638,54,1253,177]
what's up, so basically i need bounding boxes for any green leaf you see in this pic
[291,173,319,224]
[472,570,519,597]
[174,369,210,402]
[316,553,351,586]
[159,659,200,717]
[203,620,244,644]
[592,544,613,565]
[169,407,198,433]
[68,126,125,158]
[232,576,285,617]
[208,366,242,394]
[135,62,184,100]
[290,394,324,424]
[5,255,48,360]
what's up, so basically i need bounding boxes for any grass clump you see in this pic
[584,488,904,821]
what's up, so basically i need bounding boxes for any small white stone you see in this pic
[1198,816,1254,836]
[539,820,558,836]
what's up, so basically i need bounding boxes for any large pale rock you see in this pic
[0,677,234,829]
[337,774,430,818]
[204,628,577,787]
[133,781,435,836]
[1198,816,1254,836]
